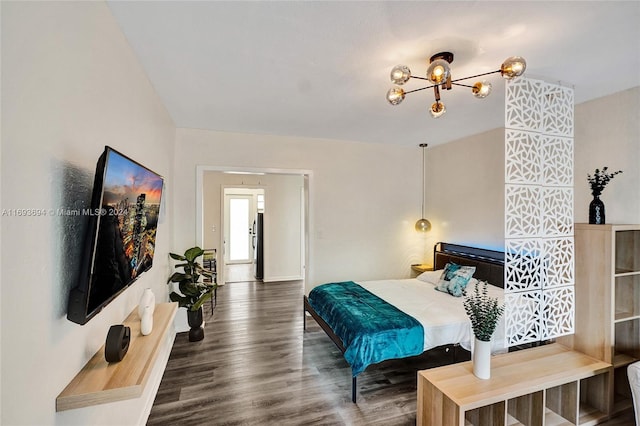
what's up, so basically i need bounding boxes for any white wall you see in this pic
[574,87,640,224]
[174,128,425,291]
[203,172,304,282]
[1,2,175,425]
[425,128,506,258]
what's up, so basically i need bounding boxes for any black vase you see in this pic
[187,307,204,342]
[589,195,605,224]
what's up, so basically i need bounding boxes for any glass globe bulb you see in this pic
[430,101,446,118]
[386,87,405,105]
[415,218,432,232]
[472,81,492,98]
[390,65,411,85]
[426,59,451,84]
[501,56,527,79]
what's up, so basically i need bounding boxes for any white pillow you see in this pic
[416,270,444,284]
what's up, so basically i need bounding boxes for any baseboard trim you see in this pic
[263,275,303,283]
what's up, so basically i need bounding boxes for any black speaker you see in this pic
[105,325,130,363]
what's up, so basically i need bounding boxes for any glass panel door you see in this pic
[224,195,253,264]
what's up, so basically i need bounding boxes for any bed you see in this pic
[303,242,505,402]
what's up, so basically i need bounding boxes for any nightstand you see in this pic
[411,264,433,274]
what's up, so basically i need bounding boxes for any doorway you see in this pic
[223,188,264,283]
[196,167,310,287]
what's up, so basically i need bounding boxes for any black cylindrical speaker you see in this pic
[105,324,130,363]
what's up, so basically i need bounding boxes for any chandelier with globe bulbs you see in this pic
[386,52,526,118]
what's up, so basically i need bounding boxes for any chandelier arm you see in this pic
[451,82,474,88]
[404,85,437,95]
[450,69,500,83]
[410,75,430,81]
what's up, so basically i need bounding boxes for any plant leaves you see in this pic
[168,246,213,310]
[192,290,214,311]
[184,246,204,262]
[169,252,185,261]
[463,280,504,341]
[167,272,188,283]
[169,292,190,308]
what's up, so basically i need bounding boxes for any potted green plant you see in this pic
[463,280,504,379]
[167,246,217,341]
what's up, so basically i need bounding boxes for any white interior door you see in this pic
[224,194,253,264]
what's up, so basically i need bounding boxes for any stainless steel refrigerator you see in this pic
[253,212,264,280]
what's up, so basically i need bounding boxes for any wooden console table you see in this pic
[56,302,177,411]
[417,344,612,426]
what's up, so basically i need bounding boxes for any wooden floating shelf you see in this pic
[56,302,178,412]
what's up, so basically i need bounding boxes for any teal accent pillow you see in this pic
[435,262,476,297]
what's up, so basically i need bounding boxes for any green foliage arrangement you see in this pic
[587,167,622,196]
[167,246,217,311]
[463,280,505,342]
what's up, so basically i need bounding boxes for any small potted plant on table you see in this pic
[463,280,504,379]
[167,246,217,342]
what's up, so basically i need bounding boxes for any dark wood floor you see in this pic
[148,279,636,426]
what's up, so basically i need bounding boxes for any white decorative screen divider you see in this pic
[504,77,574,347]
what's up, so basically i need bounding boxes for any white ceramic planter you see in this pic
[473,338,491,379]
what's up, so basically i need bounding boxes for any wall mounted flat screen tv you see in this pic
[67,146,164,325]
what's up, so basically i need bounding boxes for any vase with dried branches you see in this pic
[587,167,622,224]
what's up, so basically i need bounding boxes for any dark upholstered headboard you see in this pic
[433,242,505,288]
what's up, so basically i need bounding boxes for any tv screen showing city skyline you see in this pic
[87,148,164,313]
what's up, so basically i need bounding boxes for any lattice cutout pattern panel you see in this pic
[542,286,575,339]
[505,239,542,292]
[505,185,541,238]
[543,136,573,186]
[504,77,574,346]
[542,188,573,237]
[542,85,574,137]
[505,292,542,347]
[506,130,542,185]
[542,237,574,289]
[505,78,545,132]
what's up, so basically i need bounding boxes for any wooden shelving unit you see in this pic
[417,344,611,426]
[558,224,640,417]
[56,302,178,411]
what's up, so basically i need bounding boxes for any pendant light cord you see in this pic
[420,143,428,218]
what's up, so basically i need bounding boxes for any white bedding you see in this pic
[358,271,506,354]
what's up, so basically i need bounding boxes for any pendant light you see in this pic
[415,143,432,232]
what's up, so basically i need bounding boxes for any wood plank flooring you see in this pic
[149,279,636,425]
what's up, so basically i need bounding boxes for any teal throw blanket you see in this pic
[308,281,424,376]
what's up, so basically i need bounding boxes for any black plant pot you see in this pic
[589,195,605,225]
[187,307,204,342]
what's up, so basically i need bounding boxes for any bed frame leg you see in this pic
[303,297,306,330]
[352,375,357,403]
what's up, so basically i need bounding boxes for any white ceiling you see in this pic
[107,1,640,147]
